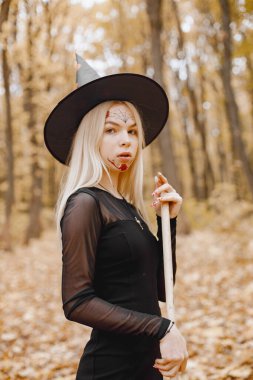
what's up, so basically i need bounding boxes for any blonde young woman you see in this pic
[44,55,188,380]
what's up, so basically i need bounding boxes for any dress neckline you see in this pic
[91,186,125,201]
[90,187,143,228]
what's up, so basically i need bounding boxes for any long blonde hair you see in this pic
[55,100,152,240]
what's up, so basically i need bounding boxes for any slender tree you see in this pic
[23,0,43,244]
[0,0,14,251]
[43,0,57,207]
[146,0,180,190]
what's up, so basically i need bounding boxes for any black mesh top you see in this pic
[60,186,177,341]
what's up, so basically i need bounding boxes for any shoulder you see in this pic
[61,188,102,227]
[66,188,98,208]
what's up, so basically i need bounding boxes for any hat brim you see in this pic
[44,73,169,164]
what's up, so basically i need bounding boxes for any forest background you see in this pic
[0,0,253,379]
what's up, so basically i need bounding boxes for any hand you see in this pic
[153,324,189,378]
[151,172,183,218]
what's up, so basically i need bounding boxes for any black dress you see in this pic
[60,187,177,380]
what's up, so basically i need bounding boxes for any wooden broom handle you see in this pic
[161,192,179,380]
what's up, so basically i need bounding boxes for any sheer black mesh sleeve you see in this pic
[60,192,171,340]
[156,215,177,302]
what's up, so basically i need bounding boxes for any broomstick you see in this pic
[160,187,180,380]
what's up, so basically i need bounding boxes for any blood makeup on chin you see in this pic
[108,158,129,171]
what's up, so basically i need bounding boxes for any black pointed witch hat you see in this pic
[44,54,169,165]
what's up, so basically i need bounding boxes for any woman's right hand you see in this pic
[154,324,188,378]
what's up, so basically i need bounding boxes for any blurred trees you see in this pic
[219,0,253,195]
[0,0,253,250]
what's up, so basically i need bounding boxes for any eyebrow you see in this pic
[105,121,137,128]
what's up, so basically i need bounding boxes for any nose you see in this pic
[120,130,131,146]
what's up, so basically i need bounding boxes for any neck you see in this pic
[99,170,120,193]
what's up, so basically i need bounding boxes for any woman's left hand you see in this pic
[151,172,183,218]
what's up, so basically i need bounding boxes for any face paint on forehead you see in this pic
[106,107,135,124]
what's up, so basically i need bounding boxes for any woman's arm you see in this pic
[60,191,172,339]
[156,215,177,302]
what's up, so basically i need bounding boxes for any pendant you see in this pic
[135,216,144,230]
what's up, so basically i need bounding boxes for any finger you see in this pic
[158,194,182,203]
[154,183,174,195]
[155,357,181,365]
[155,354,184,367]
[154,175,163,189]
[157,173,176,190]
[179,356,188,372]
[157,172,177,191]
[157,172,168,183]
[153,178,164,195]
[154,359,181,371]
[156,172,169,187]
[159,363,181,377]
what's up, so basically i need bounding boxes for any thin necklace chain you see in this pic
[96,183,125,200]
[96,183,144,230]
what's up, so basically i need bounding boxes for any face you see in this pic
[99,103,139,172]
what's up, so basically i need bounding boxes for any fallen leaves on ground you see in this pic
[0,220,252,380]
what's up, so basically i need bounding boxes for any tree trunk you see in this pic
[171,73,200,199]
[146,0,180,190]
[23,3,43,244]
[199,68,215,198]
[43,1,57,208]
[245,56,253,142]
[219,0,253,198]
[171,0,215,200]
[209,78,231,184]
[0,0,14,251]
[114,0,127,70]
[146,0,190,233]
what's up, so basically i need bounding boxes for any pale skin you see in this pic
[99,102,188,378]
[98,102,139,192]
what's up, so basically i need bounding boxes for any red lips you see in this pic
[117,152,132,157]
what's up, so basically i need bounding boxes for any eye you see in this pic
[105,128,115,133]
[129,129,138,135]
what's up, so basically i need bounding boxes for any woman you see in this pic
[44,54,188,379]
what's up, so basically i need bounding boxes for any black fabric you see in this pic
[60,186,177,379]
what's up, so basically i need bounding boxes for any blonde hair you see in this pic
[55,100,152,241]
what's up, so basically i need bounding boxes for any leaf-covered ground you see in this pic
[0,220,252,380]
